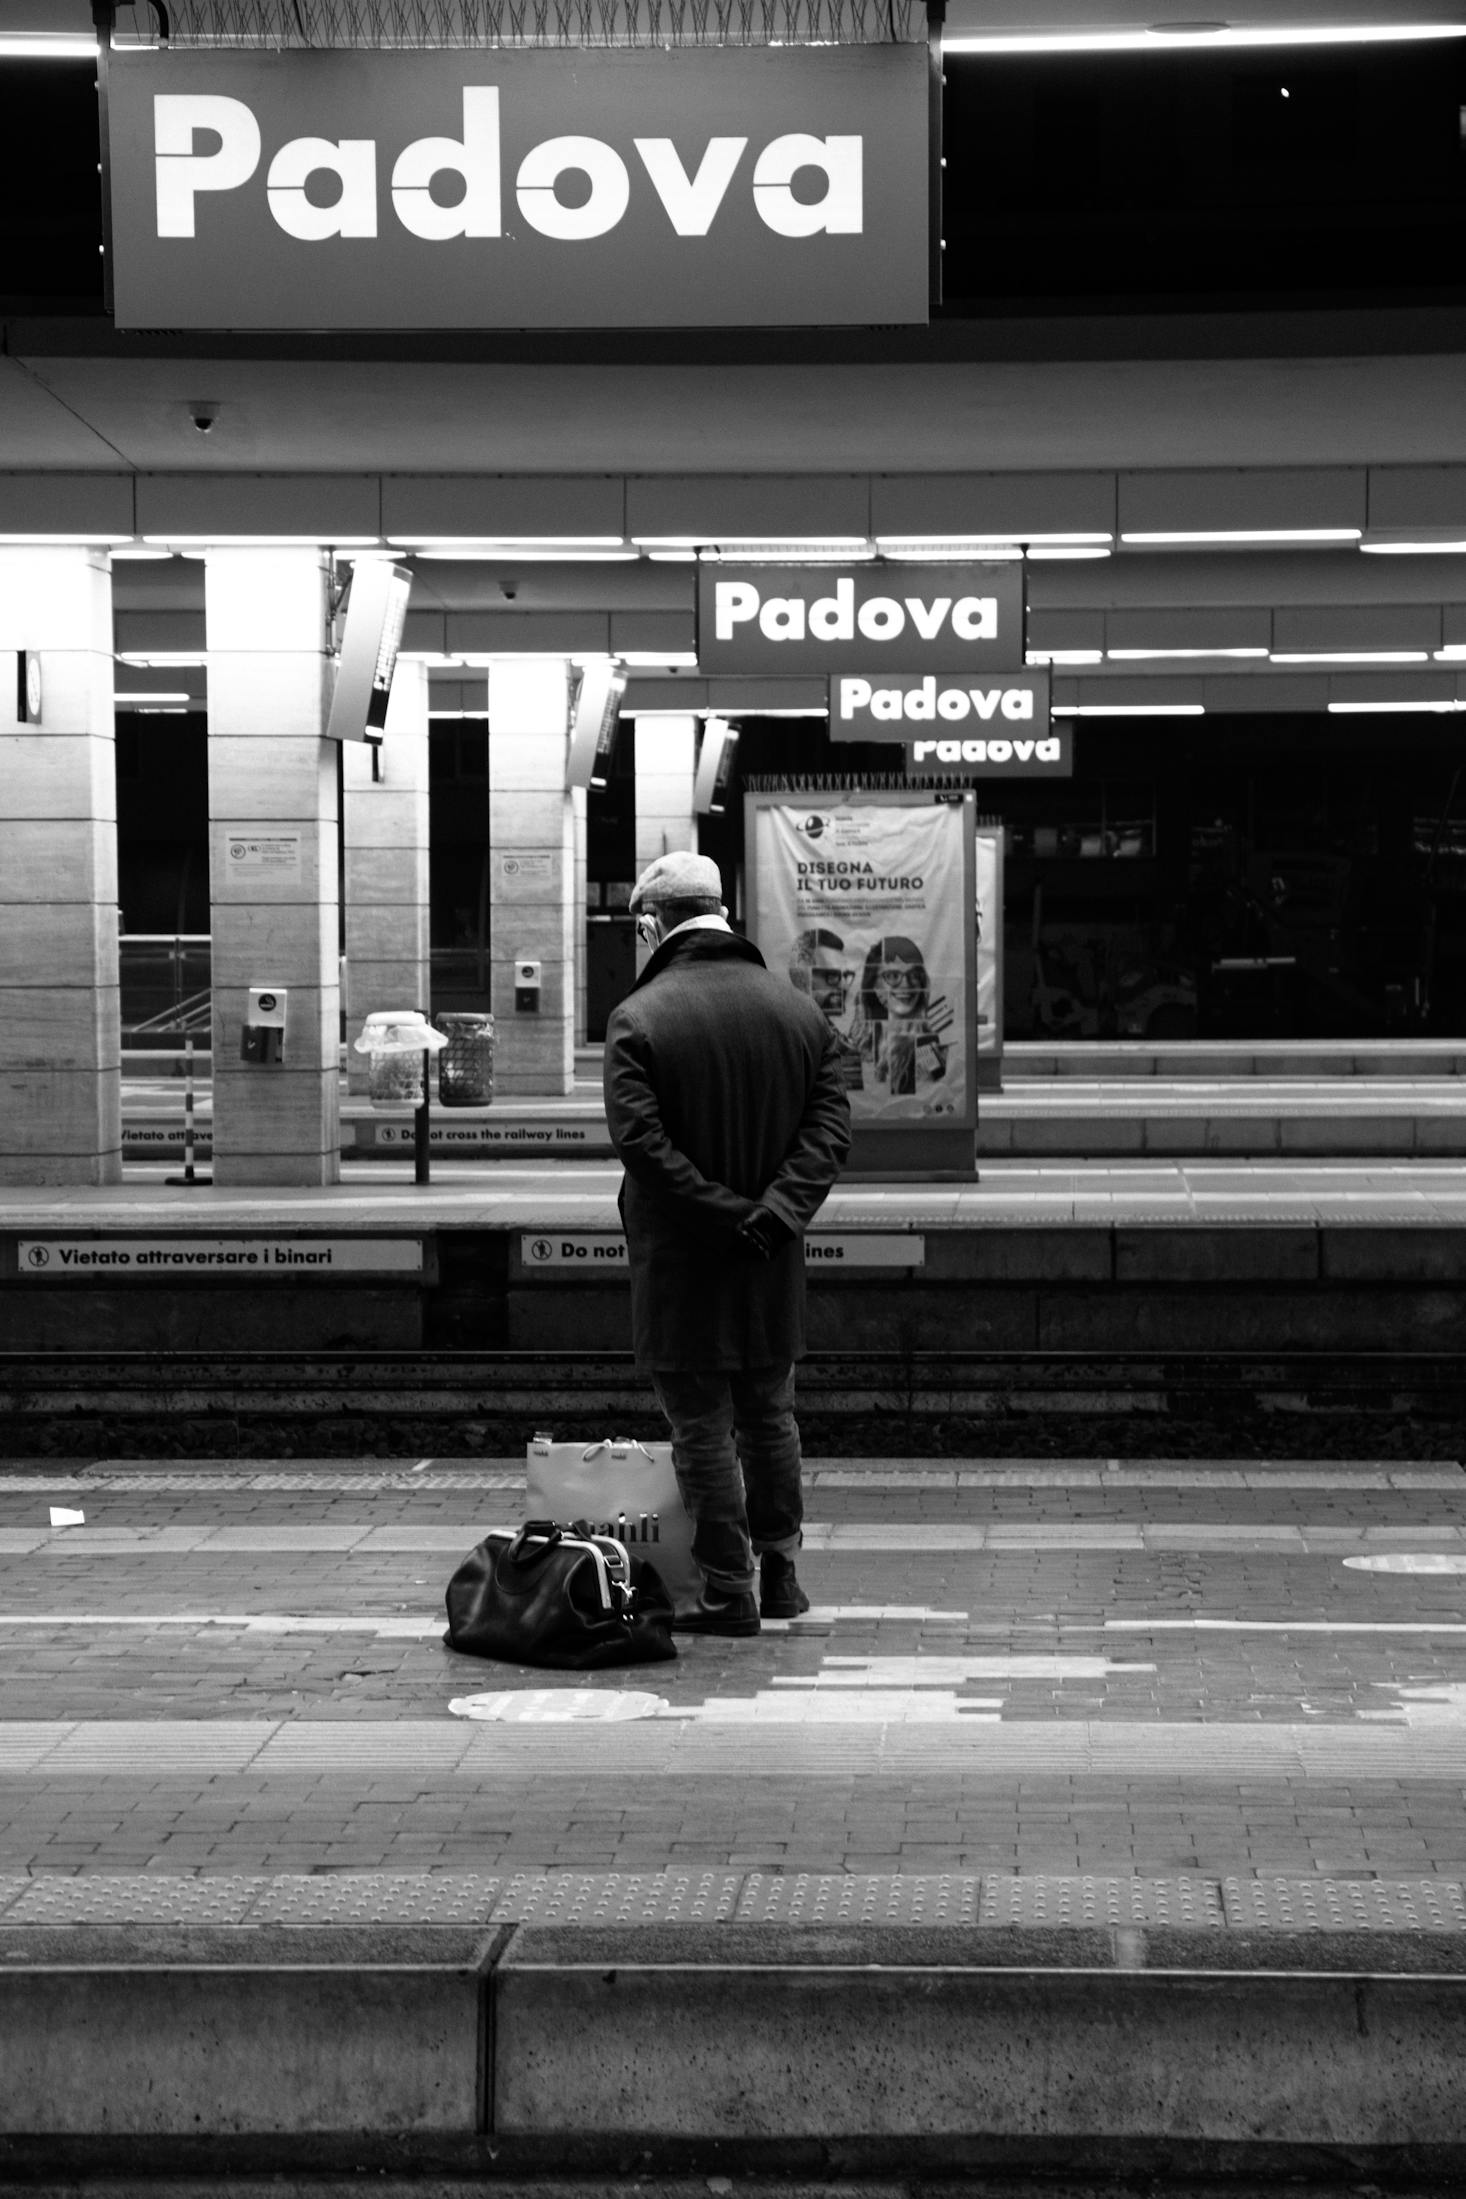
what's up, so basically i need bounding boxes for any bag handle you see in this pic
[505,1520,564,1567]
[580,1439,654,1463]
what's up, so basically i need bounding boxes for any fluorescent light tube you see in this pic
[875,532,1111,547]
[881,543,1024,562]
[698,544,877,562]
[1328,700,1463,713]
[1026,546,1112,560]
[1108,647,1268,660]
[389,535,626,548]
[618,652,699,667]
[1122,528,1363,545]
[945,25,1466,54]
[0,34,99,56]
[1271,651,1430,665]
[1027,649,1103,665]
[143,534,380,546]
[1361,540,1466,555]
[411,547,638,562]
[1054,704,1205,717]
[113,691,191,704]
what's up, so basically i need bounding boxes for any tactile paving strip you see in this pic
[736,1873,982,1925]
[5,1874,263,1926]
[249,1872,505,1924]
[980,1876,1225,1928]
[0,1877,35,1920]
[1223,1877,1466,1931]
[492,1871,743,1924]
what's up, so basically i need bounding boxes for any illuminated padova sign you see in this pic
[106,46,928,329]
[697,563,1023,674]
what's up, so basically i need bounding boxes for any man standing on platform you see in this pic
[604,852,853,1637]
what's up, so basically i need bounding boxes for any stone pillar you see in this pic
[205,549,339,1186]
[633,713,697,878]
[488,659,574,1097]
[343,658,431,1095]
[0,549,120,1185]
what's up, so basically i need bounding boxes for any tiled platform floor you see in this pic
[4,1455,1466,1911]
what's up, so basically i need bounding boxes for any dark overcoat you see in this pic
[603,926,852,1371]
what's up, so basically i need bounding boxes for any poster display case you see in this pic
[745,789,979,1175]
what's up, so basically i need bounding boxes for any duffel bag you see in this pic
[443,1519,677,1670]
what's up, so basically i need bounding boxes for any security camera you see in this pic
[188,404,220,434]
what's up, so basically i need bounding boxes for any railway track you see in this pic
[2,1349,1463,1459]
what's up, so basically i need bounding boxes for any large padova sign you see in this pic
[106,45,928,329]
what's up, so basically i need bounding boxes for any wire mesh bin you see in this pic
[353,1011,447,1108]
[438,1012,495,1106]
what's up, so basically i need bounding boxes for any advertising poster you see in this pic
[751,798,975,1128]
[976,828,1000,1062]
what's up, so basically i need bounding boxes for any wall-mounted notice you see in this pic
[746,794,977,1132]
[224,833,303,882]
[18,1238,422,1274]
[519,1232,924,1269]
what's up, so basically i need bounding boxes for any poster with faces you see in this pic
[754,801,973,1126]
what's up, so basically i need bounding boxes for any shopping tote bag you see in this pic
[526,1434,701,1616]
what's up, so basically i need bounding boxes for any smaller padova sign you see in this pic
[827,668,1071,775]
[697,563,1023,675]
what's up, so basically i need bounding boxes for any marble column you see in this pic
[342,658,431,1095]
[205,549,339,1186]
[633,713,698,878]
[487,659,575,1096]
[0,549,120,1185]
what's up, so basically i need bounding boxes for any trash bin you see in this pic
[353,1011,447,1107]
[438,1012,495,1107]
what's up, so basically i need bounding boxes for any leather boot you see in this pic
[671,1585,760,1637]
[759,1550,810,1619]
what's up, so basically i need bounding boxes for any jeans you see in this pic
[650,1362,804,1596]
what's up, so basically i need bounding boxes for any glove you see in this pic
[736,1205,795,1261]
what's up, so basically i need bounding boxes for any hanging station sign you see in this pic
[827,667,1071,775]
[105,45,928,330]
[697,563,1024,674]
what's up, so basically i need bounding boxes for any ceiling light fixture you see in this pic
[143,534,381,548]
[879,542,1024,562]
[1271,650,1430,665]
[411,547,639,562]
[618,651,700,667]
[698,543,878,563]
[1027,649,1104,665]
[1108,647,1268,660]
[0,33,100,56]
[1328,699,1464,713]
[390,534,625,548]
[1053,703,1206,717]
[1121,528,1363,546]
[1025,545,1113,561]
[944,23,1466,53]
[1361,539,1466,555]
